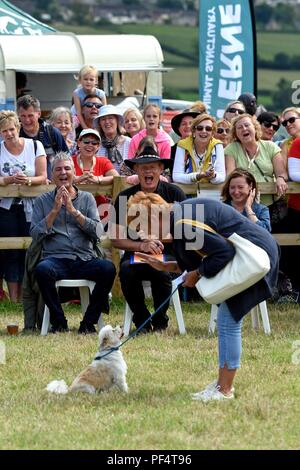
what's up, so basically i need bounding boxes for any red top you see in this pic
[72,155,114,208]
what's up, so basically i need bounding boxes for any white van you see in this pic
[0,32,168,114]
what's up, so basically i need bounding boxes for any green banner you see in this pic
[0,0,55,35]
[199,0,256,118]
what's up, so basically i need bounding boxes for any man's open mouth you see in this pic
[144,176,154,183]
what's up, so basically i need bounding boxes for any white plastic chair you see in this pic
[40,279,104,336]
[209,301,271,335]
[123,279,186,336]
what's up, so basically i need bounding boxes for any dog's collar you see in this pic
[93,346,119,361]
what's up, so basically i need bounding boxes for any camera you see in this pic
[205,164,214,176]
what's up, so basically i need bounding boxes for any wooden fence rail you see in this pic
[1,179,300,198]
[1,178,300,249]
[1,177,299,296]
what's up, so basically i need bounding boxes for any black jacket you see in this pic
[172,198,279,321]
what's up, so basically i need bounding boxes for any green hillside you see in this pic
[54,23,300,109]
[56,23,299,65]
[258,31,300,61]
[54,22,198,67]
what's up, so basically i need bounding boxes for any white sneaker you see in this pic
[191,380,234,399]
[191,384,234,402]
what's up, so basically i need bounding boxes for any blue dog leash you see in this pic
[93,283,181,361]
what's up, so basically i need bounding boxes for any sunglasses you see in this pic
[262,122,279,131]
[216,127,230,134]
[282,116,300,127]
[196,125,213,132]
[226,107,244,115]
[83,102,102,109]
[81,139,99,146]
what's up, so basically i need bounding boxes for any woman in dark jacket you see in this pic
[221,168,271,232]
[136,197,279,402]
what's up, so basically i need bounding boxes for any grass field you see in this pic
[258,68,300,91]
[257,32,300,61]
[54,23,299,63]
[55,23,198,64]
[162,67,300,104]
[0,299,299,450]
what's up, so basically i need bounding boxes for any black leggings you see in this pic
[119,257,172,328]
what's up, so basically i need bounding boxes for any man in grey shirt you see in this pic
[30,152,116,334]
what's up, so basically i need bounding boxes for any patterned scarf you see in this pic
[101,135,123,164]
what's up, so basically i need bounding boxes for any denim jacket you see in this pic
[30,187,103,260]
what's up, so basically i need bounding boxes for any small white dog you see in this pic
[46,325,128,395]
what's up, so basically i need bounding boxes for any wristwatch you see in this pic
[276,175,287,182]
[27,178,32,186]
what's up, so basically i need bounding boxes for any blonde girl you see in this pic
[72,65,107,129]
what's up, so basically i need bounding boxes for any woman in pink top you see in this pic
[128,104,171,159]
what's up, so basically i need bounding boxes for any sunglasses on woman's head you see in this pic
[216,127,230,134]
[262,122,279,131]
[83,102,102,109]
[282,116,300,127]
[226,107,244,115]
[195,125,213,132]
[81,139,99,146]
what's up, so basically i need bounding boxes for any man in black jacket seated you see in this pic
[111,147,186,333]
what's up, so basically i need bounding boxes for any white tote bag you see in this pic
[196,232,271,304]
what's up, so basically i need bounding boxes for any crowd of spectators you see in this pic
[0,81,299,331]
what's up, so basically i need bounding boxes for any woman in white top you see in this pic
[280,107,300,166]
[172,113,225,199]
[0,110,47,302]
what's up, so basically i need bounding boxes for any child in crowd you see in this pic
[72,65,107,129]
[128,104,172,159]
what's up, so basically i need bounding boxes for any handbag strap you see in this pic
[175,218,235,259]
[175,218,217,234]
[175,218,234,245]
[175,218,216,257]
[253,160,269,182]
[253,160,277,202]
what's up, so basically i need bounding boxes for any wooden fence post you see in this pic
[110,176,128,298]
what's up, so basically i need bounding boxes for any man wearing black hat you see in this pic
[111,147,186,333]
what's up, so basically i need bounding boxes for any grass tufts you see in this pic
[0,299,299,449]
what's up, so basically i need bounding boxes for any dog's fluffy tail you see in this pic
[46,379,69,394]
